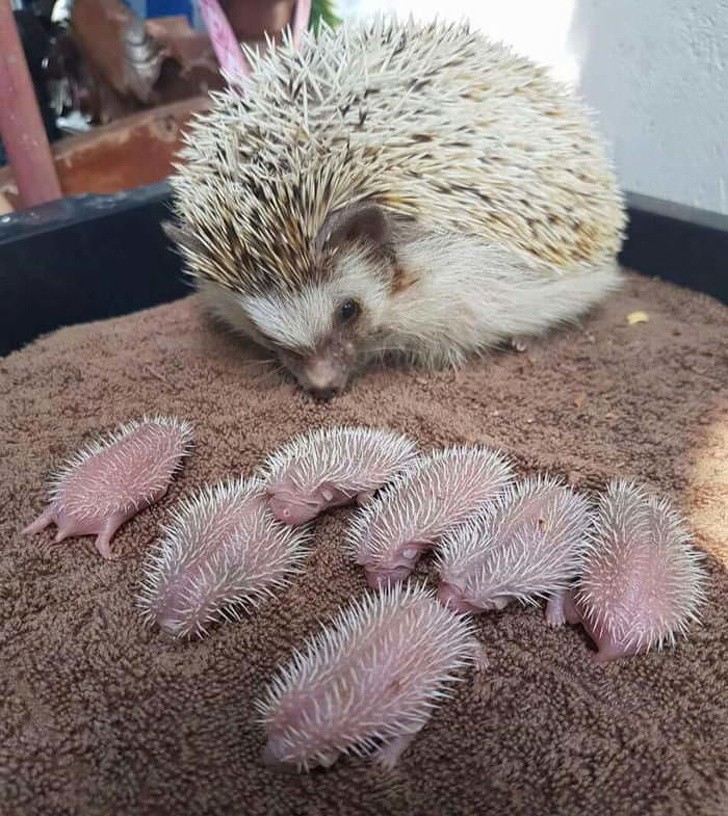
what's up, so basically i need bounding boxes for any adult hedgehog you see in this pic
[167,16,626,399]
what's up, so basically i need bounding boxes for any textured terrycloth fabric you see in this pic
[2,273,726,816]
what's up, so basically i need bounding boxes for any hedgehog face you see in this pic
[360,540,430,589]
[437,581,482,613]
[266,477,351,524]
[240,204,398,399]
[185,203,406,398]
[274,320,362,401]
[262,718,342,771]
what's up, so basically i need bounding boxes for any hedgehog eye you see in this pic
[337,299,361,324]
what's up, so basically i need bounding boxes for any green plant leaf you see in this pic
[310,0,341,32]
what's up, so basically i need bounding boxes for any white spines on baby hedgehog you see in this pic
[349,446,513,588]
[261,425,419,524]
[23,416,194,559]
[256,582,477,772]
[552,480,708,662]
[436,476,592,618]
[138,477,309,638]
[166,16,626,398]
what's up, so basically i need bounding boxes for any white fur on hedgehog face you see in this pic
[238,245,391,398]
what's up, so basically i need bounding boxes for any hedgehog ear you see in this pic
[318,203,391,251]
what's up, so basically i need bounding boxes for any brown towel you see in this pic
[2,273,726,816]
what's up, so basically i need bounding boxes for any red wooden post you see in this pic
[0,0,62,208]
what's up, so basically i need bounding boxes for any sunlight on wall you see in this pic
[339,0,581,84]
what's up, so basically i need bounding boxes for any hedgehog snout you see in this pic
[365,564,412,590]
[261,737,298,771]
[293,353,348,400]
[267,493,318,525]
[437,582,481,614]
[262,735,339,772]
[280,338,356,400]
[267,481,351,524]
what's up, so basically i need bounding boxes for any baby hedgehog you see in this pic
[167,16,626,398]
[138,478,309,638]
[349,446,513,588]
[548,480,708,662]
[261,425,419,524]
[436,476,592,617]
[257,582,477,771]
[24,416,193,558]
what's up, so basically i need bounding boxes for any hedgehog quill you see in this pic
[167,16,626,398]
[349,446,513,588]
[138,477,309,638]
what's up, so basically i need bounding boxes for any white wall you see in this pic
[338,0,728,215]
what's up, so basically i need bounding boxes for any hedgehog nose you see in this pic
[301,356,346,399]
[309,386,339,402]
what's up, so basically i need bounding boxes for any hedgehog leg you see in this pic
[93,516,124,560]
[470,638,489,671]
[22,508,54,535]
[53,522,77,543]
[545,589,580,627]
[372,733,417,771]
[593,642,627,663]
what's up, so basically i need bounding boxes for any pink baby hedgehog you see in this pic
[436,476,592,618]
[23,416,194,558]
[348,446,513,588]
[548,480,708,662]
[257,582,477,772]
[138,477,309,638]
[261,426,419,524]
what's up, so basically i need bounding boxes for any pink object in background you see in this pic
[197,0,311,84]
[0,1,62,209]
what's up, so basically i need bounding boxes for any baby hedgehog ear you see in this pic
[317,202,392,252]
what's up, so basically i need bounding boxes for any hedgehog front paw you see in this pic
[372,733,416,771]
[545,594,567,627]
[470,638,489,671]
[545,588,581,627]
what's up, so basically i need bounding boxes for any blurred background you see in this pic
[1,0,726,217]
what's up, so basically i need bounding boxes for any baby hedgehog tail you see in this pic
[261,426,419,524]
[138,477,309,638]
[436,476,592,618]
[555,480,708,662]
[348,446,514,589]
[256,582,478,772]
[23,416,194,559]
